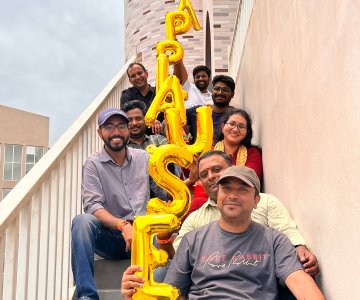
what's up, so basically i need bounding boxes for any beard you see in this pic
[129,125,147,140]
[213,99,230,107]
[103,135,128,152]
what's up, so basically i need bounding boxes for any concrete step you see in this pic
[94,256,131,300]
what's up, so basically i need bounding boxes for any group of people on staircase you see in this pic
[71,60,324,299]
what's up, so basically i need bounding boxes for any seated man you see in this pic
[159,151,319,275]
[122,100,168,149]
[121,166,324,300]
[174,60,212,108]
[120,62,162,134]
[71,108,153,300]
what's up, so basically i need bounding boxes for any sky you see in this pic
[0,0,125,145]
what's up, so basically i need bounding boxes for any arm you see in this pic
[245,147,263,179]
[296,245,320,276]
[93,208,133,252]
[82,159,132,251]
[263,194,310,249]
[164,236,193,297]
[265,194,320,275]
[173,59,188,84]
[285,270,325,299]
[173,211,198,251]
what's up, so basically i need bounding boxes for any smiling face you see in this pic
[211,81,234,107]
[126,108,147,140]
[194,70,210,92]
[217,177,260,223]
[198,155,230,201]
[222,114,248,146]
[97,115,129,153]
[127,64,149,90]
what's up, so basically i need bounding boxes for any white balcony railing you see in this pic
[228,0,255,80]
[0,56,135,300]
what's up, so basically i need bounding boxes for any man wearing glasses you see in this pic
[71,108,153,300]
[185,75,236,145]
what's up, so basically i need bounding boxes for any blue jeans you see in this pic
[71,214,130,300]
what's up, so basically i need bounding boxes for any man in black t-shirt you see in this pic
[186,75,235,146]
[120,62,163,134]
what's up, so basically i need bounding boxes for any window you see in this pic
[26,146,44,174]
[2,188,12,201]
[4,144,22,181]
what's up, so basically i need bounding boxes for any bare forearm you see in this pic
[286,270,325,299]
[173,60,188,84]
[93,208,122,229]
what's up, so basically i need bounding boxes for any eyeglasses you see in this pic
[212,86,232,93]
[225,122,247,130]
[102,123,129,132]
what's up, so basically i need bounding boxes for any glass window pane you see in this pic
[26,153,35,164]
[14,145,22,163]
[35,147,44,162]
[26,146,35,155]
[2,188,12,200]
[13,163,21,181]
[26,163,34,174]
[4,162,12,180]
[5,145,13,162]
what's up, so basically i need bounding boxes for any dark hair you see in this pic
[127,63,146,77]
[121,100,147,116]
[212,75,235,92]
[218,109,253,148]
[193,65,211,78]
[198,150,232,167]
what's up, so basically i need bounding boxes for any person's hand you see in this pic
[121,265,145,299]
[188,154,200,183]
[157,231,174,241]
[121,223,133,252]
[296,245,320,276]
[152,119,162,135]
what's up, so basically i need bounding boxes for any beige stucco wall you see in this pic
[0,105,49,192]
[235,1,360,298]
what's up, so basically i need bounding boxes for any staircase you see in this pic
[94,256,130,300]
[0,56,135,300]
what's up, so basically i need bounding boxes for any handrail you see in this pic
[0,56,135,300]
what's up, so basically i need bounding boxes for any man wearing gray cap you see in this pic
[162,166,324,299]
[71,107,152,300]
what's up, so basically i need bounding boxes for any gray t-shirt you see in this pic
[164,221,303,299]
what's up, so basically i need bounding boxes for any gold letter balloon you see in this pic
[131,1,212,299]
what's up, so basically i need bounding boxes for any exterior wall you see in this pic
[236,1,360,298]
[0,105,49,198]
[124,0,205,85]
[212,0,239,75]
[124,0,238,84]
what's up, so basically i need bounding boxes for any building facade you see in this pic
[0,105,49,201]
[124,0,239,84]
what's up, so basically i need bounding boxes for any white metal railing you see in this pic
[228,0,255,79]
[0,56,135,300]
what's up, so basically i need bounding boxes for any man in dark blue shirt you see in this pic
[186,75,235,145]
